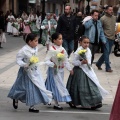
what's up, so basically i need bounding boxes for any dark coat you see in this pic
[0,15,5,31]
[56,14,75,40]
[74,16,84,39]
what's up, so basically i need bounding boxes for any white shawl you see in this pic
[17,45,52,103]
[73,46,109,99]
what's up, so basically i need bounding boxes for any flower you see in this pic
[30,56,39,65]
[12,23,19,30]
[78,49,91,70]
[78,49,87,55]
[54,51,65,74]
[57,53,65,61]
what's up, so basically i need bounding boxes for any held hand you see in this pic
[54,64,57,68]
[81,59,88,64]
[51,25,54,28]
[70,70,74,75]
[45,25,49,29]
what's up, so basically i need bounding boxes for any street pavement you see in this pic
[0,34,120,120]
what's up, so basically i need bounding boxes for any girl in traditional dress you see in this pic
[45,33,73,110]
[23,18,31,40]
[67,36,108,110]
[0,29,6,48]
[8,33,52,113]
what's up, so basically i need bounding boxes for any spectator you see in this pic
[74,11,84,51]
[83,9,106,64]
[96,6,116,72]
[0,11,5,32]
[56,5,75,57]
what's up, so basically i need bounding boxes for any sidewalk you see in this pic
[0,36,120,105]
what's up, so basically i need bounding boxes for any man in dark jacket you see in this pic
[74,12,84,51]
[56,5,75,56]
[0,11,5,32]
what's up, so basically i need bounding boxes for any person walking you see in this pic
[45,32,73,110]
[96,6,116,72]
[41,13,57,51]
[56,5,75,57]
[8,33,52,113]
[74,12,84,52]
[83,10,106,64]
[67,36,108,109]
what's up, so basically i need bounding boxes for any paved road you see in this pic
[0,34,117,120]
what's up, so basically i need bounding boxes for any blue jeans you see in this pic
[96,38,114,70]
[63,39,74,56]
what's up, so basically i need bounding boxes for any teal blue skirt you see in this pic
[8,67,50,106]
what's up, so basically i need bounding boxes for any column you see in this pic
[6,0,10,12]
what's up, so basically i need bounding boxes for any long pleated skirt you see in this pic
[8,67,50,106]
[67,66,102,107]
[45,67,71,102]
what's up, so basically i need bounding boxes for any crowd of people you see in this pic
[0,5,120,114]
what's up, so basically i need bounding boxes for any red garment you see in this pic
[109,80,120,120]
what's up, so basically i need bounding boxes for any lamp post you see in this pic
[86,0,90,15]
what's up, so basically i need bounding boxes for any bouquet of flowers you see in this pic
[12,23,19,30]
[29,56,39,66]
[78,49,91,69]
[54,50,65,74]
[26,21,31,25]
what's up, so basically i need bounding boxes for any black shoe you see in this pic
[53,105,63,110]
[29,108,39,113]
[106,69,113,72]
[13,99,18,109]
[68,102,76,108]
[91,103,102,110]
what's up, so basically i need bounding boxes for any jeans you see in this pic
[96,38,114,70]
[63,39,74,56]
[89,44,100,64]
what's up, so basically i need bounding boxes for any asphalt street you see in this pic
[0,34,114,120]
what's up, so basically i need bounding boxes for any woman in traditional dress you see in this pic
[41,13,57,51]
[7,12,14,35]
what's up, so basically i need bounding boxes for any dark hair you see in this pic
[26,33,37,44]
[105,5,112,10]
[91,9,99,15]
[79,35,89,42]
[51,32,61,43]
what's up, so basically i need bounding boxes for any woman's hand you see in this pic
[54,64,57,68]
